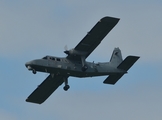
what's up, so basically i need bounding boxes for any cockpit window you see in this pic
[42,56,48,59]
[42,56,57,61]
[42,56,60,61]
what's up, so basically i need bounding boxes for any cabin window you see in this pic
[51,57,55,60]
[56,58,61,61]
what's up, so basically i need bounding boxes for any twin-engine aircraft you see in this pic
[25,16,139,104]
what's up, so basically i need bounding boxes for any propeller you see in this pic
[64,45,70,55]
[64,45,68,51]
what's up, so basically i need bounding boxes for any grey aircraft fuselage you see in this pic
[25,55,126,78]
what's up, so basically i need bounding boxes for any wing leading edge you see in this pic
[26,75,65,104]
[67,16,120,60]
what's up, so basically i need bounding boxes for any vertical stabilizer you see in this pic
[110,48,123,67]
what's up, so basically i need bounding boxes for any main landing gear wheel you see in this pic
[82,65,88,72]
[32,69,36,74]
[63,85,70,91]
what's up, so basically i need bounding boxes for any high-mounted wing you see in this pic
[67,16,120,60]
[26,75,65,104]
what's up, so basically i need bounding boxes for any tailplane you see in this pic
[117,56,140,71]
[104,56,140,85]
[110,48,123,67]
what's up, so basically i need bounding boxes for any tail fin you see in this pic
[110,48,123,67]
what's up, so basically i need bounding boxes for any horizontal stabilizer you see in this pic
[117,56,140,71]
[103,74,124,85]
[103,56,139,85]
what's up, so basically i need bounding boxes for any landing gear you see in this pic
[63,77,70,91]
[32,69,36,74]
[63,85,70,91]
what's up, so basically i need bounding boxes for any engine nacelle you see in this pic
[64,49,86,56]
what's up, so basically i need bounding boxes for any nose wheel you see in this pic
[32,69,36,74]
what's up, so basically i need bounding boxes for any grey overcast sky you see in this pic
[0,0,162,120]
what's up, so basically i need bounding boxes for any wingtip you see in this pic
[26,98,42,104]
[127,55,140,60]
[101,16,120,22]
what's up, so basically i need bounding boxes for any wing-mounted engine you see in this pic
[64,49,88,71]
[64,48,86,56]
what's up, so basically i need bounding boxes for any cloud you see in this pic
[0,109,17,120]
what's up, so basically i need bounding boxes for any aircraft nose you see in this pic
[25,62,30,67]
[25,61,34,70]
